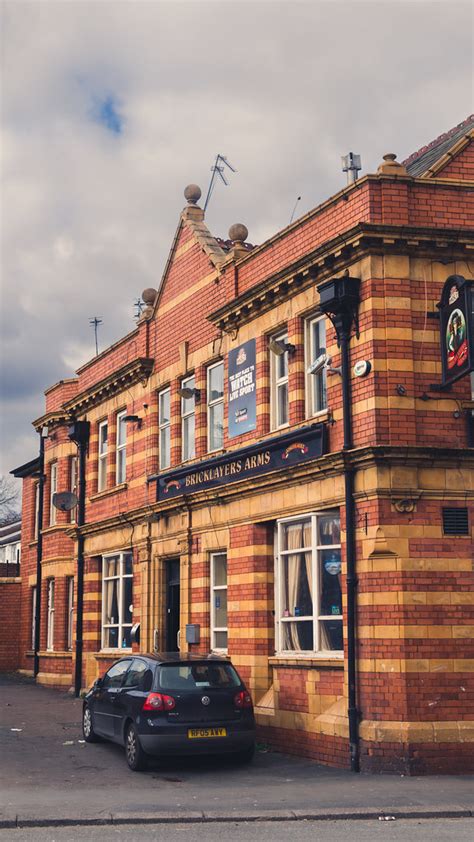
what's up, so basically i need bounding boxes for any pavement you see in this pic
[0,673,473,830]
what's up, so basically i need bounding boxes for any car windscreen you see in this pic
[158,663,241,691]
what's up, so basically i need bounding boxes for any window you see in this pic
[181,375,196,461]
[67,577,74,650]
[270,332,289,430]
[98,420,108,492]
[69,456,78,522]
[34,483,40,539]
[46,579,55,651]
[116,410,127,484]
[158,388,171,470]
[101,659,132,689]
[123,658,149,688]
[306,315,327,415]
[102,552,133,649]
[49,463,57,526]
[210,552,228,651]
[275,512,342,654]
[207,362,224,452]
[31,586,37,649]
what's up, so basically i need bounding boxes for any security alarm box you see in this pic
[186,624,200,644]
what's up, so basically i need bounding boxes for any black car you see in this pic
[82,653,256,771]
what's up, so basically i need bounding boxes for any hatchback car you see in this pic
[82,653,256,771]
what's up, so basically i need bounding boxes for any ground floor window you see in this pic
[102,552,133,649]
[275,511,342,654]
[46,579,55,651]
[67,577,74,650]
[210,551,228,652]
[31,586,37,649]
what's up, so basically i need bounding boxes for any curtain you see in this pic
[284,522,303,651]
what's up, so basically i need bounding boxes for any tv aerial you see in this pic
[52,491,78,512]
[204,154,237,212]
[89,316,102,356]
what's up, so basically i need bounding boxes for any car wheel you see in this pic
[82,705,101,743]
[236,743,255,764]
[125,723,148,771]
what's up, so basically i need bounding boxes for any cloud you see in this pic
[1,0,472,475]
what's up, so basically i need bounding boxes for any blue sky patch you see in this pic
[91,95,123,135]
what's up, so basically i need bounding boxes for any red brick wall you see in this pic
[0,579,21,670]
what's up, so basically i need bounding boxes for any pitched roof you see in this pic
[403,115,474,177]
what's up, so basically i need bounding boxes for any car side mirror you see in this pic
[94,677,103,688]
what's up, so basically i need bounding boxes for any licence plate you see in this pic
[188,727,227,739]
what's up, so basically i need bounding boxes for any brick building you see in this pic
[11,115,474,774]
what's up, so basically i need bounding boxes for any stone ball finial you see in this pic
[142,288,157,306]
[228,223,248,243]
[184,184,202,205]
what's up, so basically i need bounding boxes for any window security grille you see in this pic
[442,507,469,536]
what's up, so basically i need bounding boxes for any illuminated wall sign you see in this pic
[228,339,257,438]
[438,274,474,386]
[155,424,326,500]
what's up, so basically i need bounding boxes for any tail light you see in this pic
[234,690,253,709]
[143,692,175,712]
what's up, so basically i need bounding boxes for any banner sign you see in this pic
[155,424,326,500]
[438,274,474,386]
[228,339,257,438]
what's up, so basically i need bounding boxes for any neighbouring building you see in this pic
[10,115,474,774]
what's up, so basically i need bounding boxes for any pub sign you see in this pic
[438,274,474,386]
[228,339,257,438]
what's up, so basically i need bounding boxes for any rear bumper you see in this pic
[139,728,256,756]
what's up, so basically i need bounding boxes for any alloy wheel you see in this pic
[83,708,92,737]
[127,727,136,764]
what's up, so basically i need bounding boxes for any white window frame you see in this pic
[101,552,133,651]
[46,579,55,651]
[67,577,74,651]
[207,361,224,453]
[210,551,228,652]
[98,420,108,492]
[305,314,327,416]
[275,511,342,656]
[69,455,78,522]
[181,374,196,462]
[49,463,57,526]
[158,387,171,470]
[34,483,40,539]
[270,331,289,431]
[116,410,127,485]
[31,586,37,649]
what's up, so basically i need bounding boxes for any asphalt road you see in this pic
[1,674,473,828]
[1,819,474,842]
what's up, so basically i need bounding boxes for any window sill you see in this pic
[89,483,128,502]
[41,525,73,536]
[37,650,73,659]
[96,649,132,658]
[269,654,344,670]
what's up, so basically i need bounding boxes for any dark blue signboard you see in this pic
[228,339,257,438]
[155,423,326,500]
[437,274,474,386]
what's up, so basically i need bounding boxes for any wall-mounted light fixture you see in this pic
[123,414,143,428]
[396,384,407,396]
[268,337,296,356]
[178,387,201,401]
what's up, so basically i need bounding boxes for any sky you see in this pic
[1,0,473,481]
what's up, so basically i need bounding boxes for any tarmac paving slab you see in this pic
[1,672,473,829]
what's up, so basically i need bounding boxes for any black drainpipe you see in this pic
[69,420,90,697]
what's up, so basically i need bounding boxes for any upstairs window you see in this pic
[275,511,342,655]
[34,482,40,539]
[270,332,289,430]
[158,388,171,470]
[49,462,57,526]
[69,455,78,522]
[306,315,327,415]
[98,420,108,492]
[181,375,196,462]
[207,362,224,452]
[116,410,127,485]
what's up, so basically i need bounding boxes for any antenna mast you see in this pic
[204,154,237,212]
[89,317,102,356]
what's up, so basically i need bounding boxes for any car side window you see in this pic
[102,659,131,689]
[123,659,148,688]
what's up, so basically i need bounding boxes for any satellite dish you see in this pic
[52,491,78,512]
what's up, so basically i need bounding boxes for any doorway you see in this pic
[166,558,180,652]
